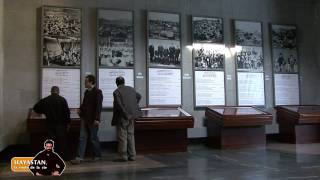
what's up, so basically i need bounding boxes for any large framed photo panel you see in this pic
[234,20,265,106]
[147,12,181,68]
[271,24,300,105]
[192,16,223,43]
[148,68,181,106]
[99,69,134,108]
[97,9,136,108]
[40,6,81,110]
[42,6,81,67]
[41,68,80,108]
[195,71,225,107]
[192,16,225,107]
[97,10,134,68]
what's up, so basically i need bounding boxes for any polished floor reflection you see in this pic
[2,142,320,179]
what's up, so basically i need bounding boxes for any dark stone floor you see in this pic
[2,142,320,179]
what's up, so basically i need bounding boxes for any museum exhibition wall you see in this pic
[1,0,320,150]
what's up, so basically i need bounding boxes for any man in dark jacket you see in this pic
[33,86,70,160]
[112,76,141,161]
[29,139,66,176]
[71,75,103,164]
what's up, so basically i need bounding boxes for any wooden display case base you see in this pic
[207,123,266,149]
[134,107,194,154]
[205,106,272,149]
[27,109,81,159]
[279,123,320,144]
[135,129,188,154]
[276,106,320,144]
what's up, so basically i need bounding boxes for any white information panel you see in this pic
[148,68,181,105]
[195,71,225,106]
[99,69,134,107]
[237,72,265,106]
[42,68,80,108]
[274,73,300,105]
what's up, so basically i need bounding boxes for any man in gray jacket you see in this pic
[112,76,141,161]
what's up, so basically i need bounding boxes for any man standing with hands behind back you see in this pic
[112,76,141,162]
[71,75,103,164]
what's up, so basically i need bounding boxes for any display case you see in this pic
[27,108,80,158]
[135,107,194,153]
[205,106,272,149]
[276,105,320,143]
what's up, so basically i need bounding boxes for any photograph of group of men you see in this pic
[193,46,224,70]
[98,10,134,67]
[148,39,181,67]
[273,49,298,73]
[236,46,264,72]
[42,7,81,66]
[192,17,223,43]
[148,12,181,67]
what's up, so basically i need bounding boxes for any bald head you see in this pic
[51,86,60,95]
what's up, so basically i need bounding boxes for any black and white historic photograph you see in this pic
[148,12,180,41]
[192,16,223,43]
[148,39,181,67]
[193,45,224,70]
[235,21,262,46]
[272,24,297,49]
[42,7,81,66]
[273,48,298,73]
[98,10,134,67]
[236,46,264,72]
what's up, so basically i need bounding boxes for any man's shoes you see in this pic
[128,157,135,161]
[92,157,101,162]
[113,158,127,162]
[70,157,83,165]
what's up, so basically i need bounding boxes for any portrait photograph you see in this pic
[273,48,298,73]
